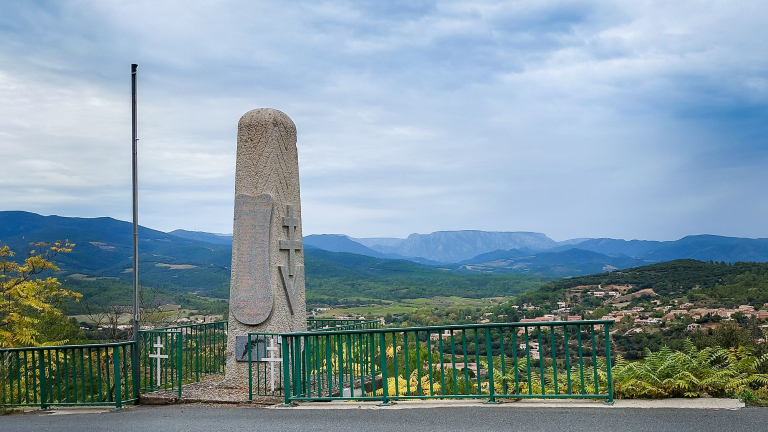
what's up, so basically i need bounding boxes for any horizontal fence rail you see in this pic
[0,341,136,409]
[307,319,380,332]
[280,320,614,404]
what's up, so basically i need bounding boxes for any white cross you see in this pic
[148,336,169,387]
[261,337,282,392]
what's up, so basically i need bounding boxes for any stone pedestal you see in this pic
[225,108,307,386]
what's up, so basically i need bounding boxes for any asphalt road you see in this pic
[2,405,767,432]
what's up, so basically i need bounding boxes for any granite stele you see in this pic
[225,108,307,387]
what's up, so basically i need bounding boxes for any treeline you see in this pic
[539,260,768,298]
[62,278,228,317]
[304,249,550,307]
[507,260,768,311]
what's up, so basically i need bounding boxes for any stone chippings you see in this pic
[140,376,281,406]
[225,108,307,387]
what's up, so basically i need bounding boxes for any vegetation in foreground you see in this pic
[0,241,82,348]
[613,341,768,401]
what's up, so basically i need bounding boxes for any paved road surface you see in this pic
[2,405,767,432]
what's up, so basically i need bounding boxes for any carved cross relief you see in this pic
[278,205,302,314]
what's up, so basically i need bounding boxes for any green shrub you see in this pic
[613,340,768,398]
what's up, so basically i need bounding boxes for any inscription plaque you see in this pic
[234,334,281,362]
[230,193,273,325]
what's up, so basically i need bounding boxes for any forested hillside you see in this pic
[523,260,768,304]
[304,249,550,306]
[482,260,768,358]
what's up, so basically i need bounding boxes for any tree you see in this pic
[0,241,81,348]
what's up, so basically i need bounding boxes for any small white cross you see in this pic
[261,337,282,392]
[148,336,169,387]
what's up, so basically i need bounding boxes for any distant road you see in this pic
[3,405,767,432]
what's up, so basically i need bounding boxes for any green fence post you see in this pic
[38,351,48,410]
[133,336,140,401]
[485,327,497,404]
[281,335,292,406]
[378,332,390,406]
[195,328,200,382]
[604,323,614,404]
[248,335,253,402]
[177,332,183,399]
[113,347,122,409]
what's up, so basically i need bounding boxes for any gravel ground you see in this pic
[139,375,281,406]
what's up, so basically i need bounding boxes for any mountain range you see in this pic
[3,211,768,287]
[0,211,547,304]
[197,229,768,268]
[336,232,768,265]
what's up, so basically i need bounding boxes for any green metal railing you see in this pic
[247,319,381,399]
[0,341,137,409]
[247,333,283,399]
[0,321,228,409]
[138,321,227,396]
[138,330,183,397]
[2,319,616,408]
[281,320,614,404]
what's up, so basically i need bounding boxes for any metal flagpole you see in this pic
[131,63,140,400]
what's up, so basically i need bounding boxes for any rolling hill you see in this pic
[560,235,768,263]
[457,248,648,277]
[363,230,559,262]
[310,230,768,267]
[3,210,768,305]
[0,211,550,306]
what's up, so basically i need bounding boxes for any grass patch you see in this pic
[316,296,510,319]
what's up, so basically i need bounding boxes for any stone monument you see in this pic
[225,108,306,386]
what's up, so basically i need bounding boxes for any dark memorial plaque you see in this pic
[234,334,281,362]
[230,193,273,325]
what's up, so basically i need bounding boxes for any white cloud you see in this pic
[1,0,767,240]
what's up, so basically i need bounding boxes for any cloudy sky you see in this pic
[1,1,766,241]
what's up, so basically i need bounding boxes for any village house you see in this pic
[519,342,540,350]
[430,330,452,341]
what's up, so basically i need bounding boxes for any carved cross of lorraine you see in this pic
[279,205,302,276]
